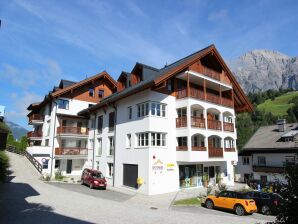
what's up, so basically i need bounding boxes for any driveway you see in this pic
[0,152,275,224]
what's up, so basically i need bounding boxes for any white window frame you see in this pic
[108,137,114,156]
[242,156,250,165]
[107,163,114,177]
[126,134,132,148]
[96,138,102,156]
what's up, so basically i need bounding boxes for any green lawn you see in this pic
[257,91,298,116]
[173,197,201,206]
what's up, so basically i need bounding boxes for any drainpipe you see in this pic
[111,103,117,187]
[92,113,96,169]
[50,101,58,179]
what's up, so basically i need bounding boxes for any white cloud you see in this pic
[208,9,229,22]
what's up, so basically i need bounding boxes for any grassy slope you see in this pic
[257,91,298,116]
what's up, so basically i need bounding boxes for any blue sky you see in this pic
[1,0,298,129]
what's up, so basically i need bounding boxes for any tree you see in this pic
[19,136,28,151]
[236,113,256,151]
[275,158,298,223]
[6,133,15,146]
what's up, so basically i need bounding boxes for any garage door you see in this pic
[123,164,138,189]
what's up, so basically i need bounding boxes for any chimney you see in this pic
[276,119,286,132]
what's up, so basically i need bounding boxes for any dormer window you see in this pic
[89,88,94,97]
[98,89,104,98]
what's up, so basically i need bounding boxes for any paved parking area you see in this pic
[0,152,276,224]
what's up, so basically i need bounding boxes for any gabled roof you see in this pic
[243,123,298,151]
[27,71,117,112]
[79,44,252,116]
[51,71,117,98]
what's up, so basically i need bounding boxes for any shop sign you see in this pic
[152,159,164,174]
[166,163,175,171]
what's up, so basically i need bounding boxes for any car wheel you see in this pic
[261,205,271,215]
[205,199,214,209]
[235,205,245,216]
[90,183,94,189]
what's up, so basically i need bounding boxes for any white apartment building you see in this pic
[236,120,298,184]
[26,72,117,176]
[78,45,253,195]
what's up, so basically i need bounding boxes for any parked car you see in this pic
[81,168,107,190]
[244,191,283,215]
[205,190,257,216]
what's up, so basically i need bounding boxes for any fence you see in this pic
[6,145,43,173]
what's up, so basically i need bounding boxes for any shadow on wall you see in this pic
[0,175,92,224]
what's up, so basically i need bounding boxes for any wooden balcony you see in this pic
[189,87,204,100]
[57,126,89,135]
[197,65,221,81]
[55,147,88,156]
[192,146,207,151]
[177,89,187,99]
[224,147,236,152]
[207,120,222,130]
[222,97,234,108]
[176,146,188,151]
[176,117,187,128]
[208,147,223,157]
[206,92,221,104]
[223,122,234,132]
[27,131,43,138]
[253,165,285,174]
[191,117,205,128]
[28,114,44,124]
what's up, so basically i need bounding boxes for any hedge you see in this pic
[0,151,9,183]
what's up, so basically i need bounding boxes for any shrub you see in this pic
[218,183,227,192]
[42,173,50,181]
[54,170,64,181]
[0,151,9,182]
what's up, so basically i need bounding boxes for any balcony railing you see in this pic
[197,65,221,81]
[176,117,187,128]
[29,114,44,123]
[223,122,234,132]
[224,147,236,152]
[192,146,207,151]
[176,146,188,151]
[57,126,89,135]
[208,147,223,157]
[27,131,43,138]
[253,165,285,174]
[191,117,205,128]
[177,89,187,99]
[207,120,222,130]
[55,147,88,156]
[190,87,204,100]
[206,92,221,104]
[222,97,234,108]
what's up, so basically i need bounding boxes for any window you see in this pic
[109,112,115,132]
[46,120,50,136]
[242,156,250,165]
[108,137,114,156]
[126,134,131,148]
[55,160,60,169]
[258,156,266,166]
[88,104,93,108]
[128,107,132,120]
[89,88,94,97]
[57,99,69,110]
[177,108,187,117]
[137,102,149,117]
[137,133,149,147]
[96,161,100,171]
[45,139,49,146]
[90,119,95,129]
[150,102,166,117]
[89,139,94,149]
[151,133,166,146]
[96,138,102,156]
[285,156,296,165]
[108,163,114,177]
[98,89,104,98]
[177,137,187,146]
[167,79,172,91]
[97,115,103,133]
[42,159,49,169]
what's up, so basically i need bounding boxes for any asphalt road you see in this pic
[0,152,275,224]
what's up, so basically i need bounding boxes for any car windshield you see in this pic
[238,193,253,199]
[92,172,104,178]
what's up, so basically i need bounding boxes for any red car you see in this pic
[81,168,107,190]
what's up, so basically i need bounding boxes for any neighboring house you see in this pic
[0,105,5,122]
[236,119,298,184]
[26,72,117,176]
[78,44,252,195]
